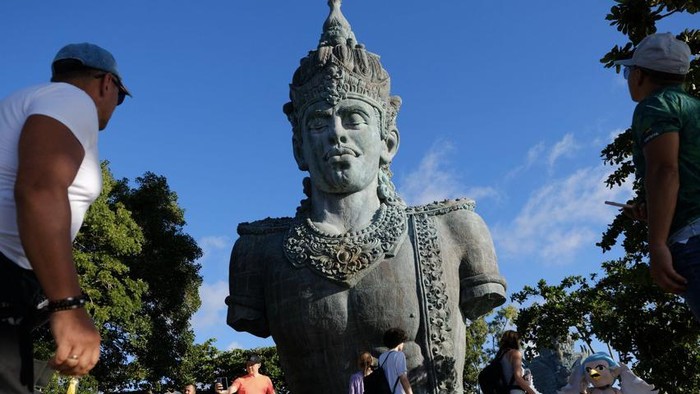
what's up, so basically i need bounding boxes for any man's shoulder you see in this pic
[638,86,689,113]
[237,216,294,236]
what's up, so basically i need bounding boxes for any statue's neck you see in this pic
[308,186,381,234]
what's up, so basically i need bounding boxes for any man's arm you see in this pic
[267,376,275,394]
[15,114,100,376]
[399,373,413,394]
[643,132,687,294]
[227,379,240,394]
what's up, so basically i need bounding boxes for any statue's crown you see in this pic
[284,0,396,125]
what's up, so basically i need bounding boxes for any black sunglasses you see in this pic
[94,73,126,105]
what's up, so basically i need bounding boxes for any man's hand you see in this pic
[622,202,647,222]
[48,308,101,376]
[649,243,687,294]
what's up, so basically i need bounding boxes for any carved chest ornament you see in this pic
[283,203,407,287]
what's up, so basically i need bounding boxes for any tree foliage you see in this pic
[515,2,700,393]
[463,316,489,393]
[176,345,289,393]
[111,171,203,388]
[35,163,203,392]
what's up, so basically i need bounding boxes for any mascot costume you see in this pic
[558,352,656,394]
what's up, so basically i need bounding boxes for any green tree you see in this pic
[463,316,489,392]
[177,345,289,393]
[178,339,221,387]
[35,164,203,392]
[111,171,203,388]
[484,305,519,355]
[512,277,595,361]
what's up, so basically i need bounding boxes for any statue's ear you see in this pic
[380,127,399,165]
[381,96,401,165]
[292,134,308,171]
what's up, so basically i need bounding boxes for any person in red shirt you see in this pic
[227,355,275,394]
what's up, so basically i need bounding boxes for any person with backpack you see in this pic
[479,330,539,394]
[375,328,413,394]
[498,330,538,394]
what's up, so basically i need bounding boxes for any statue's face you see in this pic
[296,98,384,194]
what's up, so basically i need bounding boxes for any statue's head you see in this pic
[283,0,403,205]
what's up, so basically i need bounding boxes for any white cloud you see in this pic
[507,134,583,180]
[494,164,633,265]
[192,280,229,332]
[399,140,498,205]
[198,235,230,262]
[547,133,578,169]
[526,143,546,167]
[505,142,545,180]
[465,186,499,202]
[201,235,229,250]
[226,341,243,351]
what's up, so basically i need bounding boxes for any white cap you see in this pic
[614,32,691,75]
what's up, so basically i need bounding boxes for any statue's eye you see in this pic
[596,364,606,371]
[343,112,367,128]
[306,117,328,131]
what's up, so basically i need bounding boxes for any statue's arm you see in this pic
[226,235,270,338]
[443,209,506,319]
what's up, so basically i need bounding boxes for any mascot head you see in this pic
[582,352,619,388]
[558,353,657,394]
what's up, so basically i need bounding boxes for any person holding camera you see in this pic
[227,354,275,394]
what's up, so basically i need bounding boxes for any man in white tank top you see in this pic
[0,42,130,392]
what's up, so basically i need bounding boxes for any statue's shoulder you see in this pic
[405,198,476,217]
[406,198,492,239]
[237,216,294,235]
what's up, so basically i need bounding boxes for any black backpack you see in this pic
[477,350,515,394]
[363,351,401,394]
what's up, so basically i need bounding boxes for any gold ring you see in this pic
[68,354,79,360]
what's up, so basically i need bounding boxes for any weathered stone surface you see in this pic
[226,2,506,393]
[527,338,586,394]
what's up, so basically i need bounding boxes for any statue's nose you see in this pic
[328,116,348,144]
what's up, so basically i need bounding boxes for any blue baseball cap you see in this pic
[52,42,131,97]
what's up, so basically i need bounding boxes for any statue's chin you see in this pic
[316,170,373,195]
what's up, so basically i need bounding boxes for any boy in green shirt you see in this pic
[617,32,700,321]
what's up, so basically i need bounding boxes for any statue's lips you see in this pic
[324,147,358,162]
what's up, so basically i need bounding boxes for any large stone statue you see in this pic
[226,1,506,393]
[528,338,586,394]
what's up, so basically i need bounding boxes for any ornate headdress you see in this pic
[283,0,401,137]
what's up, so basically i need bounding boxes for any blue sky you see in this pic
[1,2,697,352]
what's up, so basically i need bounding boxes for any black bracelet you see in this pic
[47,295,87,313]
